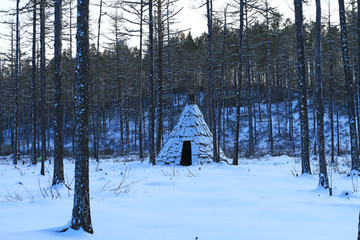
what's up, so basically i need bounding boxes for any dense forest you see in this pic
[2,0,360,236]
[1,0,360,173]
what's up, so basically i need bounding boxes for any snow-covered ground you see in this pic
[0,155,359,240]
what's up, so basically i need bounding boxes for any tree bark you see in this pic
[338,0,360,172]
[315,0,328,188]
[328,14,335,172]
[40,0,46,175]
[219,6,227,158]
[53,0,64,185]
[70,0,93,233]
[156,0,163,155]
[0,61,3,152]
[13,0,20,165]
[294,0,311,174]
[32,0,37,165]
[206,0,218,162]
[245,5,254,156]
[266,0,274,155]
[94,0,103,162]
[233,0,244,165]
[357,0,360,150]
[149,0,156,165]
[139,0,144,159]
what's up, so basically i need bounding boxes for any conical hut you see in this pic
[156,96,227,165]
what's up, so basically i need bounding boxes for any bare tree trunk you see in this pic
[233,0,244,165]
[32,0,37,165]
[266,0,273,154]
[337,106,340,156]
[53,0,64,185]
[139,0,144,159]
[13,0,20,165]
[252,67,257,145]
[294,0,311,174]
[338,0,360,172]
[315,0,328,188]
[245,5,254,156]
[206,0,218,162]
[218,6,227,158]
[156,0,163,155]
[125,103,130,153]
[357,0,360,165]
[327,10,335,165]
[40,0,46,175]
[69,0,93,233]
[149,0,156,165]
[0,61,3,152]
[311,59,317,156]
[70,0,75,156]
[94,0,103,162]
[166,0,174,137]
[10,23,14,162]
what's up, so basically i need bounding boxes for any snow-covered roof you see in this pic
[157,103,227,165]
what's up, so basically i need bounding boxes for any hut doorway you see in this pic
[180,141,192,166]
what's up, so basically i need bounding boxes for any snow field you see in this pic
[0,155,358,240]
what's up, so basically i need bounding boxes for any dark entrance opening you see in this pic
[180,141,192,166]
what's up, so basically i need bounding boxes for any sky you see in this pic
[0,0,342,55]
[161,0,340,43]
[141,0,340,40]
